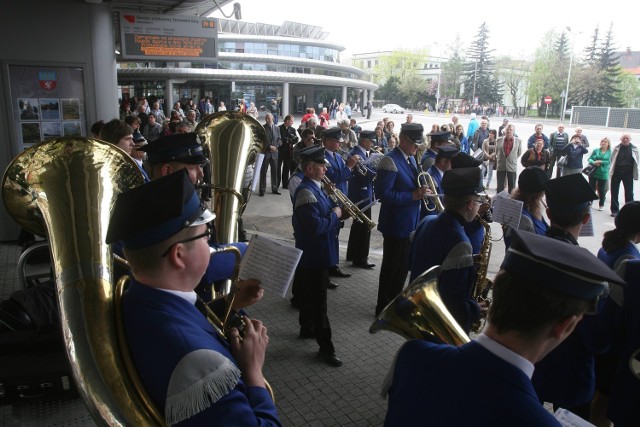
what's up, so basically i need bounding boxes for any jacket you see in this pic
[609,143,639,180]
[587,148,612,181]
[560,143,588,169]
[495,136,523,173]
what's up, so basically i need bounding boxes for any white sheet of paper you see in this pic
[251,154,265,192]
[554,408,595,427]
[492,196,523,229]
[238,234,302,298]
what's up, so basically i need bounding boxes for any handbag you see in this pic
[557,155,568,167]
[582,164,597,176]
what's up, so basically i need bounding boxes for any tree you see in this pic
[497,57,530,114]
[376,76,402,105]
[440,35,465,99]
[617,71,640,108]
[374,50,428,84]
[400,74,429,110]
[461,22,503,107]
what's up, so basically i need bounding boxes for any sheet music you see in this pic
[578,210,595,237]
[492,194,523,229]
[364,151,384,165]
[251,153,265,192]
[238,234,302,298]
[554,408,595,427]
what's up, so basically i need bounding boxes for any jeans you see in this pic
[482,161,494,187]
[609,167,634,213]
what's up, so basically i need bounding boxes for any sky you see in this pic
[210,0,637,60]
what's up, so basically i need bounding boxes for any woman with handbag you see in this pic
[587,137,612,211]
[520,137,550,171]
[560,134,589,176]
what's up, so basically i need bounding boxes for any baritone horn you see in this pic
[2,138,162,426]
[370,266,470,346]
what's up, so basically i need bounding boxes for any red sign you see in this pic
[544,96,552,105]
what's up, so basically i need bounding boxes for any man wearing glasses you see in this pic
[408,167,488,334]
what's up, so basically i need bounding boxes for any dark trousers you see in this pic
[346,208,371,263]
[496,171,516,194]
[259,151,279,194]
[588,177,609,208]
[277,147,292,189]
[548,152,564,178]
[376,236,411,316]
[609,167,634,213]
[366,107,371,119]
[294,267,334,354]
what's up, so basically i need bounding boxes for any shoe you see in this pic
[329,266,351,278]
[272,191,282,195]
[598,206,603,211]
[353,261,376,269]
[282,185,288,189]
[298,328,316,339]
[317,351,343,367]
[327,281,339,289]
[259,192,264,197]
[611,212,618,217]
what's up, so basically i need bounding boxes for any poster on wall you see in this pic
[9,65,86,149]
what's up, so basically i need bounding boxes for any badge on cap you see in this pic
[139,133,208,165]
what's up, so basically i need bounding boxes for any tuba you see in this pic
[370,266,470,346]
[2,138,163,425]
[195,111,266,244]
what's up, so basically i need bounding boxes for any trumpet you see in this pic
[416,167,444,213]
[338,148,373,177]
[321,176,376,231]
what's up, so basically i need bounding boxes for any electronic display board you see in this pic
[120,12,218,61]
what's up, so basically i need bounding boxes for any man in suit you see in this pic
[374,123,429,316]
[106,170,280,426]
[324,127,359,279]
[495,123,522,193]
[291,146,344,366]
[278,114,299,190]
[548,124,570,178]
[346,130,377,269]
[386,229,624,426]
[259,113,282,196]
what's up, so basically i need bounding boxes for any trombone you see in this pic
[321,176,376,231]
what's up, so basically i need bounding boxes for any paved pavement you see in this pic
[0,110,638,425]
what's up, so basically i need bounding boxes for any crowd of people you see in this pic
[87,103,640,426]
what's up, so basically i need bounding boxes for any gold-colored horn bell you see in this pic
[2,138,164,426]
[370,266,470,346]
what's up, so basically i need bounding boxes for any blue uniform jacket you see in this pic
[347,146,375,206]
[376,148,421,238]
[325,150,353,195]
[608,260,640,426]
[409,211,481,333]
[386,340,560,426]
[292,177,340,268]
[597,242,640,272]
[123,281,280,427]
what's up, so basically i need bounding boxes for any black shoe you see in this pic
[298,328,316,339]
[611,212,618,217]
[272,191,282,195]
[317,351,343,367]
[290,297,300,309]
[353,261,376,269]
[259,192,264,197]
[282,185,288,189]
[329,266,351,278]
[327,281,339,289]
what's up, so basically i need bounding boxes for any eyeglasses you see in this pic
[161,225,212,257]
[469,199,484,205]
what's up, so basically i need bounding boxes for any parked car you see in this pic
[382,104,405,114]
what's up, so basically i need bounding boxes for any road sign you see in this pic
[544,96,552,105]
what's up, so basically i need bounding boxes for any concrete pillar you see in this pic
[89,5,119,121]
[341,86,347,105]
[282,82,290,117]
[166,80,174,115]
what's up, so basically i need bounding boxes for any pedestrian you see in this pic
[608,133,639,217]
[587,137,612,211]
[495,124,522,194]
[560,134,589,176]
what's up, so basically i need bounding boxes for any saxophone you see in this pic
[470,212,493,333]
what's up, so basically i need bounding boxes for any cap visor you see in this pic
[190,208,216,226]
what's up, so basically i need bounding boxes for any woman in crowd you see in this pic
[384,120,395,141]
[560,134,589,175]
[454,124,469,154]
[373,126,388,153]
[503,166,549,250]
[587,137,612,211]
[247,101,259,119]
[387,135,398,152]
[520,137,550,171]
[319,107,330,125]
[481,129,497,188]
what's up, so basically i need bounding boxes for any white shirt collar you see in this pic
[475,333,535,379]
[157,288,198,305]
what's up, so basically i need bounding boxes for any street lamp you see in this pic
[435,70,442,116]
[561,26,576,123]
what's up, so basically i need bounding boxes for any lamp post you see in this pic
[561,26,576,123]
[435,70,442,116]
